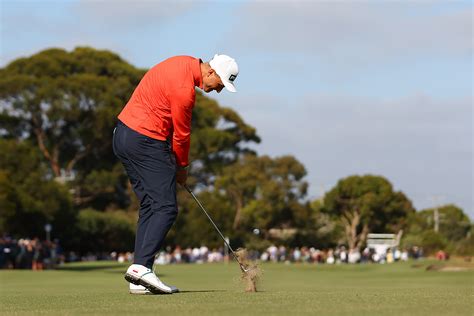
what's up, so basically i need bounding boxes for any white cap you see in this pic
[209,54,238,92]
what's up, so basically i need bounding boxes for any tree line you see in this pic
[0,47,471,256]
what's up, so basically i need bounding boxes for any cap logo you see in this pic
[229,74,237,82]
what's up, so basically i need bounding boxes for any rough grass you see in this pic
[1,260,473,315]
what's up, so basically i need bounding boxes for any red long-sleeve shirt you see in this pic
[118,56,203,167]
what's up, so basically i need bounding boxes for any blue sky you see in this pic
[1,0,472,217]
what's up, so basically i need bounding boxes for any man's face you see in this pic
[203,69,225,93]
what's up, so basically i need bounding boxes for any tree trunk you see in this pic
[341,208,366,250]
[66,144,91,175]
[33,124,61,177]
[356,224,369,249]
[230,189,243,230]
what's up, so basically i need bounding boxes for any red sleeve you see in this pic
[170,87,195,167]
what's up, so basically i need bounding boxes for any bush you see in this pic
[420,230,448,255]
[401,233,423,250]
[454,234,474,256]
[76,208,135,253]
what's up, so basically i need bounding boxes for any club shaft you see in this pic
[184,185,239,259]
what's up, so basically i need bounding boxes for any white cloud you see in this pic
[217,91,473,215]
[232,1,472,63]
[0,0,198,66]
[74,0,196,28]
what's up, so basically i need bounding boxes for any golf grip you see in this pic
[183,184,239,259]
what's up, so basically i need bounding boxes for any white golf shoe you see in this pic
[125,264,179,294]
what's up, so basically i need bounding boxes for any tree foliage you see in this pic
[417,204,471,241]
[403,204,472,255]
[76,209,135,253]
[188,93,261,186]
[0,139,74,240]
[0,47,262,252]
[0,47,145,210]
[1,47,469,256]
[215,155,311,242]
[323,175,415,249]
[0,47,144,176]
[167,154,313,248]
[0,47,261,210]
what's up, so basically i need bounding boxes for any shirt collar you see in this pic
[194,58,203,89]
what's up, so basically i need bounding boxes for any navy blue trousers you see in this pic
[112,120,178,268]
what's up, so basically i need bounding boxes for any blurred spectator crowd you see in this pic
[2,235,429,270]
[113,245,425,266]
[0,236,120,269]
[0,236,64,270]
[256,245,422,264]
[109,246,226,265]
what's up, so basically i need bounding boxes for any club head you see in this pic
[239,263,254,273]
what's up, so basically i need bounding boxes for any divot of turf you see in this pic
[235,248,262,292]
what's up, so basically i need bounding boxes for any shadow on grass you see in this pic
[179,290,266,293]
[57,264,124,272]
[57,264,173,278]
[104,270,168,277]
[179,290,226,293]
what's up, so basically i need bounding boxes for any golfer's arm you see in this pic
[170,88,194,167]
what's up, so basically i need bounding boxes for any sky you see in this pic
[1,0,473,217]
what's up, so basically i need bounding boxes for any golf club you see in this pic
[183,184,252,273]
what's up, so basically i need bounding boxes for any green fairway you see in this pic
[1,261,473,315]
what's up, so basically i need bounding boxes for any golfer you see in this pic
[113,54,239,294]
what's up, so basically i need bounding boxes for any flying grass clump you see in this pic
[235,248,262,292]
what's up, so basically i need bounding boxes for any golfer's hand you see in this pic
[176,169,187,186]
